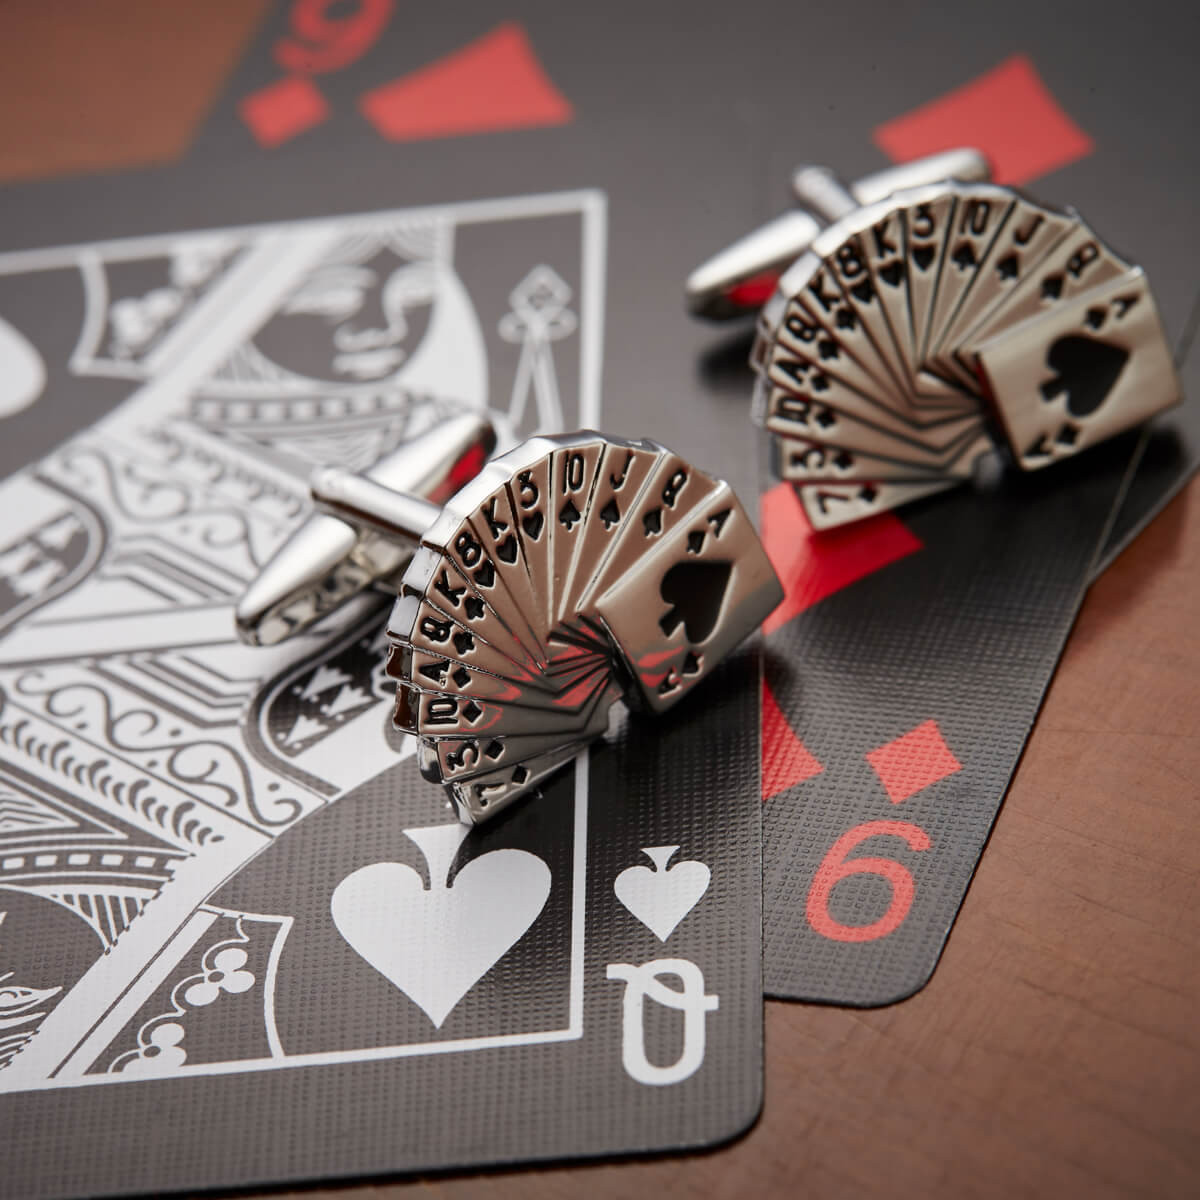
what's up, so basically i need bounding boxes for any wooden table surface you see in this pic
[1,4,1196,1197]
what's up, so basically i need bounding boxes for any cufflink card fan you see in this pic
[688,149,1182,529]
[238,419,782,823]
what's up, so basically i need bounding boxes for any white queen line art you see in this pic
[499,264,578,434]
[0,188,605,1093]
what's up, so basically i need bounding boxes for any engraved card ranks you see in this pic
[752,182,1180,529]
[386,432,782,822]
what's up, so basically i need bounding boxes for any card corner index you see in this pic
[976,268,1179,471]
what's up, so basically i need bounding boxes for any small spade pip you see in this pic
[659,560,733,642]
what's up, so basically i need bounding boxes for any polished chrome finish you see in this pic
[744,165,1182,529]
[835,147,989,206]
[235,413,495,646]
[310,467,442,543]
[975,267,1179,469]
[685,147,992,320]
[684,210,824,321]
[789,166,859,223]
[385,431,783,824]
[241,425,780,825]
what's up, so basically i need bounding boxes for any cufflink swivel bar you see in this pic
[234,413,495,647]
[685,147,990,320]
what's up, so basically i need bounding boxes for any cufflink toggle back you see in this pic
[238,427,783,824]
[689,150,1182,529]
[236,413,496,647]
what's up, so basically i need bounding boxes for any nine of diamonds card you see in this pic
[753,182,1179,528]
[0,195,764,1200]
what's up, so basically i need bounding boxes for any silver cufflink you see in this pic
[238,424,782,824]
[688,149,1182,529]
[235,413,497,647]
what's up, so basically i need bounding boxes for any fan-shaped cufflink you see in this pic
[688,149,1182,529]
[237,424,782,824]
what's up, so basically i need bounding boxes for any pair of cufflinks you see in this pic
[238,148,1180,823]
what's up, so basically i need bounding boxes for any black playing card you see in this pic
[734,4,1197,1003]
[1094,307,1200,573]
[3,632,761,1199]
[759,434,1139,1003]
[0,3,781,1186]
[754,252,1194,1006]
[0,201,763,1199]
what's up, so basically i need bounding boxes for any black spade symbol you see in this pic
[912,245,935,271]
[1039,334,1129,418]
[658,560,733,643]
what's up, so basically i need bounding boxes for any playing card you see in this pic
[594,480,781,711]
[773,433,985,485]
[922,186,1016,366]
[926,195,1077,389]
[4,653,763,1199]
[760,229,1194,1001]
[762,377,985,464]
[809,222,916,414]
[902,189,959,387]
[771,290,913,409]
[730,7,1197,1007]
[957,219,1132,364]
[760,432,1141,1003]
[1094,315,1200,572]
[764,339,985,450]
[790,475,959,530]
[0,198,764,1199]
[977,268,1177,469]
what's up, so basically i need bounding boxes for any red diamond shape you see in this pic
[360,22,572,142]
[866,719,962,804]
[762,677,823,802]
[760,481,922,635]
[239,75,329,148]
[873,54,1094,186]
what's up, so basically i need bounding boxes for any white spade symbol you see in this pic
[614,846,711,942]
[0,316,46,419]
[331,823,551,1028]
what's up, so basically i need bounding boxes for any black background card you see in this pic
[0,182,768,1200]
[4,628,762,1199]
[0,42,771,1186]
[0,1,1197,1192]
[759,436,1139,1003]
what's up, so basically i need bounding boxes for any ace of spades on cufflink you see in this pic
[687,147,1183,530]
[236,414,783,824]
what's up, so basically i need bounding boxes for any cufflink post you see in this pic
[234,412,495,647]
[686,147,991,320]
